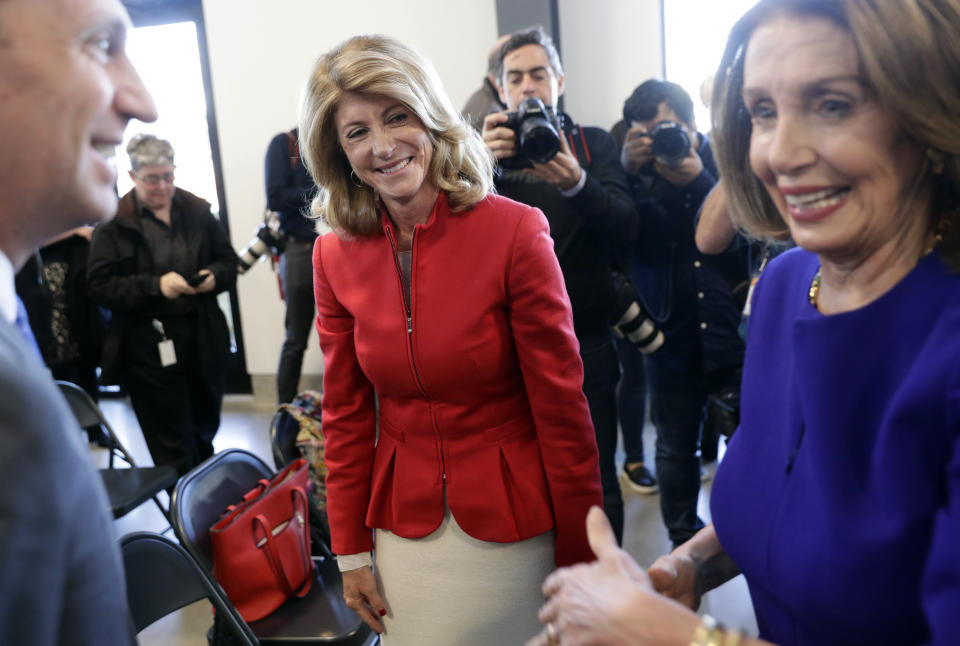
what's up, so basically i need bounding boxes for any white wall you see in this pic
[201,0,499,378]
[559,0,662,131]
[200,0,663,381]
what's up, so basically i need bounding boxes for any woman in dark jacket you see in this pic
[88,134,237,475]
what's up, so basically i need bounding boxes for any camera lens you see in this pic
[237,238,270,272]
[650,121,690,167]
[519,120,562,164]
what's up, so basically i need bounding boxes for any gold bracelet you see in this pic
[723,627,744,646]
[688,615,745,646]
[689,615,724,646]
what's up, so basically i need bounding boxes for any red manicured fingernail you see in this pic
[378,608,387,617]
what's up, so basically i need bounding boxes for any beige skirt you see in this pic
[374,505,555,646]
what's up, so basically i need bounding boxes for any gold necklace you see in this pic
[808,231,943,309]
[808,269,822,307]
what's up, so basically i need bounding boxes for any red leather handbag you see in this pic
[209,458,314,622]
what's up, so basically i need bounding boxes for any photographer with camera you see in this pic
[483,27,638,544]
[265,127,318,403]
[620,79,748,548]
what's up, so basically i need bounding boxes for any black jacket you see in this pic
[265,129,316,242]
[87,188,238,381]
[627,135,747,374]
[495,114,638,340]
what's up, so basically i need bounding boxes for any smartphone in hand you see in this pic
[187,272,207,287]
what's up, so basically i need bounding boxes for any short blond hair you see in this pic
[298,34,494,237]
[712,0,960,264]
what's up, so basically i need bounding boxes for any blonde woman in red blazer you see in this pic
[299,34,602,645]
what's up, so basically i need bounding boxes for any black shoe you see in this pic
[622,463,658,495]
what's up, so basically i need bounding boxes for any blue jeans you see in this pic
[615,334,647,464]
[579,333,624,545]
[277,239,316,403]
[645,352,707,545]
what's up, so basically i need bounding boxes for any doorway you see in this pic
[121,1,251,393]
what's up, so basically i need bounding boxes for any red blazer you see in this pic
[313,192,602,566]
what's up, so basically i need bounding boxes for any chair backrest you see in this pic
[269,408,301,471]
[56,380,102,429]
[120,531,256,645]
[171,448,273,572]
[56,379,135,466]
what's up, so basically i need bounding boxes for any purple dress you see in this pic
[711,247,960,645]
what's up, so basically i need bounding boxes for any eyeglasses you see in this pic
[138,172,175,186]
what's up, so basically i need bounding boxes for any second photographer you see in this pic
[482,27,638,544]
[265,128,317,404]
[620,79,748,548]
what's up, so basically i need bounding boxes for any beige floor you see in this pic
[99,391,758,645]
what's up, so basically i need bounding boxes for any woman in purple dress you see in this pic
[525,0,960,645]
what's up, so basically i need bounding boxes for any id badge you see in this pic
[158,339,177,367]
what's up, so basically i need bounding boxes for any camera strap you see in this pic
[565,124,593,167]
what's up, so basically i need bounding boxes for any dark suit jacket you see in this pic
[0,317,134,644]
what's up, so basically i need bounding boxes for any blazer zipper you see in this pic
[385,226,446,481]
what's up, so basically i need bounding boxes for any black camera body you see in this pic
[649,120,690,167]
[499,98,563,170]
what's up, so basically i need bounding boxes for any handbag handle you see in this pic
[251,487,313,599]
[221,478,272,518]
[244,479,271,502]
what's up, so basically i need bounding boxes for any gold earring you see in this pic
[926,148,945,175]
[350,169,364,188]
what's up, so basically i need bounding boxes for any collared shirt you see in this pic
[138,201,192,276]
[0,250,44,359]
[0,250,18,325]
[135,194,196,318]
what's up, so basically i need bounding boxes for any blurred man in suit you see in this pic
[0,0,156,642]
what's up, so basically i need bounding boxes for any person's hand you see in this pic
[655,147,703,187]
[159,271,196,299]
[482,111,518,160]
[647,550,702,610]
[342,566,387,634]
[621,125,653,175]
[191,268,216,293]
[72,225,95,241]
[527,507,698,646]
[526,132,583,191]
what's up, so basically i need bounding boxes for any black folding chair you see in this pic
[56,380,177,520]
[121,531,257,645]
[170,448,374,645]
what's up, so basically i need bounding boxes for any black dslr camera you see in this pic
[649,120,690,167]
[499,98,563,170]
